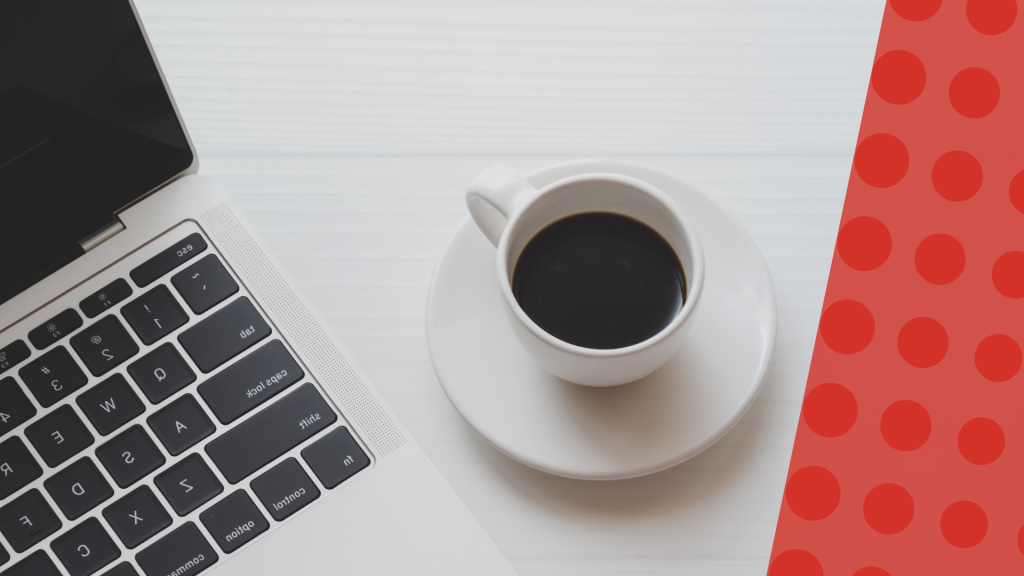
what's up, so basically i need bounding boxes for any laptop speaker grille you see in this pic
[200,203,407,457]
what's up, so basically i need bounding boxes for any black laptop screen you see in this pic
[0,0,193,306]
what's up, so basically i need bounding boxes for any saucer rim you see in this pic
[426,160,779,480]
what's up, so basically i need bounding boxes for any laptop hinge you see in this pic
[79,219,126,253]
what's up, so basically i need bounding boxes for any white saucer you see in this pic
[426,161,778,480]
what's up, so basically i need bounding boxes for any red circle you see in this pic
[993,251,1024,298]
[803,383,858,437]
[949,68,1000,118]
[863,483,914,534]
[958,417,1005,464]
[967,0,1017,34]
[941,501,987,548]
[975,334,1022,381]
[820,300,875,354]
[932,151,983,202]
[837,217,892,271]
[891,0,943,20]
[1010,170,1024,213]
[881,400,932,451]
[871,50,927,104]
[768,550,823,576]
[898,317,948,368]
[855,134,910,188]
[786,466,841,521]
[853,569,891,576]
[915,234,966,284]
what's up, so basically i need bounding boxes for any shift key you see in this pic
[178,297,271,373]
[205,384,336,484]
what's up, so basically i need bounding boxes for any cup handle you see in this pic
[466,166,539,246]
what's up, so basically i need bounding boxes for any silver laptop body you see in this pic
[0,2,514,575]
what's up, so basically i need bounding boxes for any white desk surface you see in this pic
[135,1,885,573]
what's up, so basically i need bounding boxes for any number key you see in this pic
[70,316,139,377]
[121,286,188,345]
[19,347,88,408]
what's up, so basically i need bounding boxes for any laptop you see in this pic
[0,2,516,575]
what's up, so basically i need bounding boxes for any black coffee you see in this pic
[512,212,686,350]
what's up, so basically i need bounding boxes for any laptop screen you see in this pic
[0,0,194,306]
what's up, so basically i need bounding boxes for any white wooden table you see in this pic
[135,1,884,573]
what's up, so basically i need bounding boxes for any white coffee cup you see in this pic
[466,165,705,387]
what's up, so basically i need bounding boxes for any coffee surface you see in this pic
[512,212,685,349]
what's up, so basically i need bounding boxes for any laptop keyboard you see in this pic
[0,228,371,576]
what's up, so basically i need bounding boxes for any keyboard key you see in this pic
[0,543,6,567]
[0,378,36,439]
[0,438,43,500]
[0,489,62,552]
[154,455,223,516]
[178,297,271,374]
[19,346,88,408]
[199,490,269,554]
[44,458,114,521]
[29,309,83,350]
[130,234,208,288]
[25,405,95,468]
[135,522,217,576]
[172,255,239,315]
[147,395,215,456]
[127,344,196,404]
[51,517,121,576]
[77,374,145,436]
[95,426,165,488]
[0,340,30,376]
[251,458,319,521]
[70,316,139,377]
[121,286,189,346]
[206,384,336,484]
[103,486,171,549]
[80,279,134,319]
[0,550,61,576]
[198,340,303,424]
[301,427,371,489]
[102,563,139,576]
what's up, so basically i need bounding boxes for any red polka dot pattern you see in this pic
[802,383,858,437]
[837,217,892,271]
[992,251,1024,298]
[975,334,1022,382]
[786,466,841,521]
[932,151,982,202]
[897,317,948,368]
[863,483,914,534]
[772,1,1024,569]
[949,68,1000,118]
[958,417,1005,465]
[871,51,927,104]
[852,569,891,576]
[941,501,987,548]
[914,234,965,284]
[1010,170,1024,213]
[967,0,1017,35]
[820,300,874,354]
[890,0,943,21]
[880,400,931,451]
[768,550,823,576]
[855,134,910,188]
